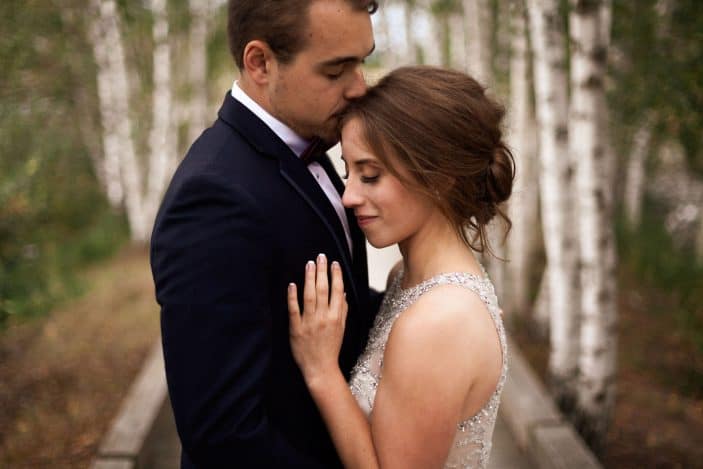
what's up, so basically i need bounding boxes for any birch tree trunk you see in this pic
[188,0,210,144]
[403,1,419,64]
[527,0,580,409]
[623,116,654,228]
[570,0,617,453]
[88,0,128,209]
[88,0,146,238]
[462,0,504,292]
[449,11,467,70]
[462,0,493,84]
[422,2,443,66]
[505,0,538,317]
[144,0,176,240]
[88,0,177,243]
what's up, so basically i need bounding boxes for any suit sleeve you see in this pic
[151,173,325,468]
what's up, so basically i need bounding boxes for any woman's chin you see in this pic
[366,236,394,250]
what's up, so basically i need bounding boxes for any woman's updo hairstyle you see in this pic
[340,66,515,254]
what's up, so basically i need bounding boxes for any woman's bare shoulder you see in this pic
[385,284,499,376]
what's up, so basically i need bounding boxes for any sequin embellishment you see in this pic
[349,268,508,468]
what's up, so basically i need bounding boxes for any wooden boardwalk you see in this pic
[146,404,534,469]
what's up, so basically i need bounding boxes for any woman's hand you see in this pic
[288,254,348,386]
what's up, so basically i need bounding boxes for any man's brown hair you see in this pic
[227,0,378,69]
[341,66,515,255]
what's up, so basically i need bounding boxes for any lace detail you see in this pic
[349,267,508,468]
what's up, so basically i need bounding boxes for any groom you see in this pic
[150,0,380,467]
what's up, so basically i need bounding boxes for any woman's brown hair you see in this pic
[341,66,515,254]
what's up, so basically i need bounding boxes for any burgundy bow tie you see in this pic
[300,138,333,165]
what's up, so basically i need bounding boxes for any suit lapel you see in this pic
[278,156,359,306]
[217,93,360,306]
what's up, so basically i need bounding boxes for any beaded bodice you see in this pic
[349,268,507,468]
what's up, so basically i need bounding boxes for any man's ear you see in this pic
[242,40,274,85]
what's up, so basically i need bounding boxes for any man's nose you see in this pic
[344,66,366,100]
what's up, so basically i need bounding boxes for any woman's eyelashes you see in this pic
[340,157,380,183]
[341,170,380,184]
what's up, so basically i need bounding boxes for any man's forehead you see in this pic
[304,0,375,60]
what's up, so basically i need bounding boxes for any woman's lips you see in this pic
[356,215,377,227]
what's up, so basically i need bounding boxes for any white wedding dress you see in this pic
[349,268,508,468]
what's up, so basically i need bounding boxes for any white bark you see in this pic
[461,0,503,289]
[506,0,539,317]
[89,0,146,238]
[188,0,210,144]
[570,0,617,451]
[88,0,177,243]
[449,12,467,70]
[422,3,443,66]
[527,0,580,406]
[462,0,493,84]
[144,0,176,239]
[403,2,419,63]
[88,0,127,208]
[623,117,654,228]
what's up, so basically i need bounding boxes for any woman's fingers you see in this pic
[287,283,301,332]
[316,254,329,312]
[329,261,345,320]
[303,260,316,317]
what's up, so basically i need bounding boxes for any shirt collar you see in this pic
[231,80,309,157]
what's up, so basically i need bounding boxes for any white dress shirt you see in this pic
[231,81,353,255]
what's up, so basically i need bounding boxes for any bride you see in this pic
[287,66,515,468]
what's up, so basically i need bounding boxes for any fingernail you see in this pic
[288,283,295,291]
[332,261,340,269]
[307,261,314,270]
[318,253,326,262]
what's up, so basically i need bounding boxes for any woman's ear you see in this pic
[242,40,274,85]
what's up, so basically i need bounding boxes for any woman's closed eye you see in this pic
[360,174,380,183]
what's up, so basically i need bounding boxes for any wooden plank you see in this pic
[97,341,168,459]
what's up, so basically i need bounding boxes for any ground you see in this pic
[0,246,159,468]
[1,247,701,467]
[512,277,703,469]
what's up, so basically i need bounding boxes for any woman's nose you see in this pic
[342,180,362,208]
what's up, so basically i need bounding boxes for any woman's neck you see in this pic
[398,214,482,289]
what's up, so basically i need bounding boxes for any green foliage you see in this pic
[0,0,129,326]
[610,0,703,174]
[616,200,703,395]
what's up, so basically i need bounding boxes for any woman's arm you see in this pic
[288,261,498,468]
[371,285,501,467]
[288,254,380,469]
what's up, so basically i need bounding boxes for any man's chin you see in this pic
[323,120,344,144]
[316,128,341,146]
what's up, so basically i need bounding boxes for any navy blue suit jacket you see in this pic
[151,93,380,468]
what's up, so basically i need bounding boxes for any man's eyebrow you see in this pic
[320,43,376,67]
